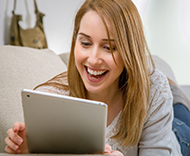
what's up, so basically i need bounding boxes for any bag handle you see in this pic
[12,0,39,14]
[12,0,16,14]
[34,0,39,13]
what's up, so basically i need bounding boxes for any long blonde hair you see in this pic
[68,0,154,146]
[36,0,155,147]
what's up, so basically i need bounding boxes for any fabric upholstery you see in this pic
[59,52,70,66]
[152,55,178,84]
[0,45,66,152]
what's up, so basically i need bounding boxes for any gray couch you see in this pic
[0,45,189,155]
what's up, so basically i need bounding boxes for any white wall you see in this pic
[1,0,190,85]
[133,0,190,85]
[146,0,190,86]
[0,0,85,54]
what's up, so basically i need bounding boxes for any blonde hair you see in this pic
[68,0,155,146]
[36,0,155,147]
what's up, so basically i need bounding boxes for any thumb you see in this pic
[13,122,25,133]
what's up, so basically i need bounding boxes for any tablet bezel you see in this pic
[22,89,107,154]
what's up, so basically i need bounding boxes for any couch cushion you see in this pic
[59,52,70,66]
[0,45,67,152]
[152,55,178,84]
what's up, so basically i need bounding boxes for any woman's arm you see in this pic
[138,70,182,156]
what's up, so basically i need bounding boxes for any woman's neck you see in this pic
[87,89,123,126]
[87,88,122,105]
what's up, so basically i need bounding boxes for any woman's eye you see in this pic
[104,46,116,52]
[81,41,91,47]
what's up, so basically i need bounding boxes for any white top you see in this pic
[36,69,182,156]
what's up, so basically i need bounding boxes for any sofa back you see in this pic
[0,46,67,152]
[152,55,177,84]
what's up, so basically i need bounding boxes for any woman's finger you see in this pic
[13,122,25,132]
[6,128,23,146]
[4,137,19,151]
[4,145,20,154]
[111,150,123,156]
[105,144,112,153]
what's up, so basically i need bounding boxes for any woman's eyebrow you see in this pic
[102,39,115,42]
[78,32,114,41]
[78,32,91,38]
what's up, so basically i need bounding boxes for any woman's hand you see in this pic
[4,122,28,154]
[105,144,123,156]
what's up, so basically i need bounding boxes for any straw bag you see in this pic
[9,0,48,49]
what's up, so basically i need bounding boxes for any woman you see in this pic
[4,0,182,155]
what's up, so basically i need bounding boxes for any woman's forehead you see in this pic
[78,11,114,39]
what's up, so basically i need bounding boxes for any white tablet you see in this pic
[21,89,107,154]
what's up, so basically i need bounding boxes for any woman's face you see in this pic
[74,11,124,94]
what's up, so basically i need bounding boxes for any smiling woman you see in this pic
[74,10,124,95]
[4,0,183,155]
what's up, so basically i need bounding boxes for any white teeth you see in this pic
[87,68,106,76]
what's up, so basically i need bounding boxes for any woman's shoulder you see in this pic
[150,69,171,96]
[148,69,173,117]
[150,69,169,86]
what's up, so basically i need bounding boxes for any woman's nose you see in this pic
[88,47,103,65]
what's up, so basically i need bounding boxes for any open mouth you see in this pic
[85,66,108,80]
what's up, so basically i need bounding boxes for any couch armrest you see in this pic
[59,52,70,66]
[0,46,67,152]
[152,55,178,84]
[180,85,190,101]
